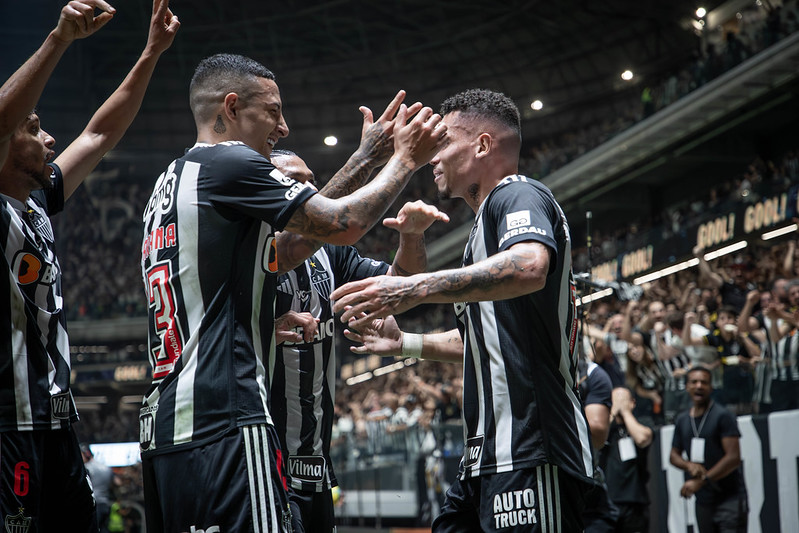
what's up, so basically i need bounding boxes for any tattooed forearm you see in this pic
[286,155,416,245]
[275,231,324,274]
[390,234,427,276]
[319,123,393,199]
[422,244,550,302]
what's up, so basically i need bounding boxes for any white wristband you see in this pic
[402,333,424,358]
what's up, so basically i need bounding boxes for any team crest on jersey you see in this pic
[308,257,331,300]
[27,209,54,242]
[4,507,31,533]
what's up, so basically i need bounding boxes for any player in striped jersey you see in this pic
[139,54,446,533]
[0,0,178,529]
[269,150,448,532]
[334,89,595,532]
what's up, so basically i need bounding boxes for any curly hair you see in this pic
[439,88,520,136]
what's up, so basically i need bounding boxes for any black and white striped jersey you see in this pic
[0,164,77,431]
[456,175,593,485]
[139,142,316,456]
[271,244,388,492]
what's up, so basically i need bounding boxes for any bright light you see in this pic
[530,100,543,111]
[324,135,338,146]
[702,240,747,261]
[621,70,634,81]
[761,224,797,241]
[346,372,373,385]
[576,288,613,306]
[696,7,706,18]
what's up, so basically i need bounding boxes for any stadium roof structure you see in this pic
[4,0,724,178]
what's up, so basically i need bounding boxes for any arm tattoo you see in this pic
[319,123,393,199]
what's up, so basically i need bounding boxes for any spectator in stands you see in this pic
[600,387,653,533]
[670,366,747,533]
[761,302,799,411]
[694,246,757,312]
[684,307,761,415]
[624,338,664,428]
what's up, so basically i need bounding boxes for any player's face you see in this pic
[429,111,477,200]
[271,154,315,187]
[238,77,289,158]
[2,114,55,191]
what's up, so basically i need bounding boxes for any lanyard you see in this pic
[690,401,713,438]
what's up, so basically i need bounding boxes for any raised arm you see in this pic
[275,93,407,272]
[384,200,449,276]
[53,0,179,200]
[332,240,551,328]
[342,313,464,363]
[282,103,445,246]
[0,0,115,167]
[693,245,724,289]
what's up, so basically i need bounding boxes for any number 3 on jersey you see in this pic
[147,262,184,380]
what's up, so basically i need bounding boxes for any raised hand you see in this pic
[342,312,403,356]
[356,90,423,167]
[145,0,180,56]
[332,275,424,328]
[392,103,447,171]
[383,200,449,235]
[53,0,116,42]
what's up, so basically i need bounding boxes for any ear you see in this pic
[223,92,239,120]
[475,132,492,159]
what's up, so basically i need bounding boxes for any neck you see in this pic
[692,399,711,415]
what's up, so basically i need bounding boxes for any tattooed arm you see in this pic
[282,103,445,248]
[275,91,408,273]
[332,241,551,328]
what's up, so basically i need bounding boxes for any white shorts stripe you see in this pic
[553,465,561,533]
[260,425,279,532]
[537,465,547,533]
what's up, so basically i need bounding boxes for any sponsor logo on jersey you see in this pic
[4,507,31,533]
[12,251,58,286]
[50,391,71,420]
[141,223,177,260]
[282,318,335,346]
[262,235,279,274]
[506,210,532,229]
[182,526,220,533]
[492,488,537,529]
[143,162,177,219]
[498,225,547,248]
[269,168,296,187]
[285,182,307,201]
[139,412,154,450]
[464,435,484,467]
[288,456,326,483]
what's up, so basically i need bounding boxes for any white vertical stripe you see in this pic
[480,300,512,472]
[465,213,487,477]
[553,465,561,533]
[172,161,204,445]
[537,465,547,533]
[251,221,272,424]
[244,427,263,533]
[545,464,554,532]
[284,332,303,453]
[261,425,279,533]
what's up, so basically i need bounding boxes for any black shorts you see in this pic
[290,486,335,533]
[0,427,97,533]
[432,464,587,533]
[142,424,294,533]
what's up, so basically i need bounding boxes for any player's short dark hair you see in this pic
[439,89,521,138]
[270,149,298,159]
[189,54,276,122]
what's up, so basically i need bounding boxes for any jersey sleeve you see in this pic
[716,408,742,438]
[584,365,613,408]
[486,180,558,257]
[325,244,389,286]
[30,163,66,216]
[203,144,316,230]
[671,415,688,452]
